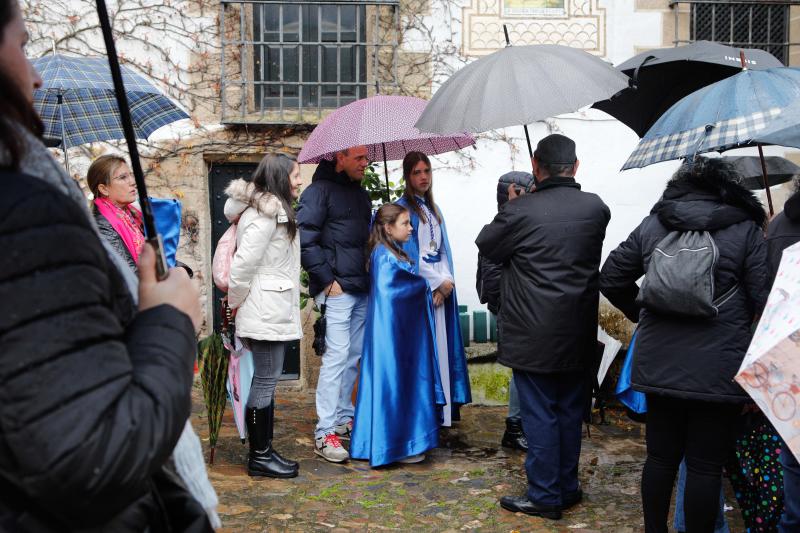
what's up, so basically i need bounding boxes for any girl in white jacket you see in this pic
[225,153,303,478]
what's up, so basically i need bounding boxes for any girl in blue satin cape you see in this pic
[396,152,472,427]
[350,204,445,467]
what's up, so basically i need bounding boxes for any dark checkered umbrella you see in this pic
[32,54,189,149]
[623,66,800,215]
[623,68,800,171]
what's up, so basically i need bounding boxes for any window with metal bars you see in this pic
[253,3,368,109]
[687,2,791,64]
[220,0,399,124]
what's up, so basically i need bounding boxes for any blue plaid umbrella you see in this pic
[32,54,189,149]
[623,67,800,171]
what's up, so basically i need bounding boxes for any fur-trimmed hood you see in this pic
[223,178,284,223]
[653,159,767,232]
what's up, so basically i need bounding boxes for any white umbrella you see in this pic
[736,241,800,462]
[415,32,629,158]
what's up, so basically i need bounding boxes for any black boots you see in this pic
[501,417,528,452]
[246,402,298,478]
[264,401,298,470]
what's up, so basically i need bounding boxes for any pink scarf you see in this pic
[94,197,146,264]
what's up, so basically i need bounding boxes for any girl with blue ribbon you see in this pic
[350,204,444,466]
[397,152,472,427]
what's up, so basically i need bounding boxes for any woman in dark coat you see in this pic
[600,158,768,533]
[0,0,209,530]
[87,154,145,273]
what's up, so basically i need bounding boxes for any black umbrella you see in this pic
[725,155,800,191]
[593,41,783,137]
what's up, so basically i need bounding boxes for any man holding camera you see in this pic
[476,134,610,519]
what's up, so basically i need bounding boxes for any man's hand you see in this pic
[438,279,454,299]
[326,280,344,297]
[138,243,202,332]
[432,290,444,307]
[507,183,525,201]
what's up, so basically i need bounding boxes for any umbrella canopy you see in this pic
[594,41,782,137]
[724,155,800,190]
[297,94,475,164]
[736,241,800,462]
[32,54,189,148]
[754,108,800,150]
[623,67,800,170]
[414,44,629,135]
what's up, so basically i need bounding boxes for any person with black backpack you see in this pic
[599,157,768,533]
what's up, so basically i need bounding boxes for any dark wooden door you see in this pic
[209,163,300,379]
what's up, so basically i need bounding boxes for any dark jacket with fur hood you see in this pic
[600,159,768,403]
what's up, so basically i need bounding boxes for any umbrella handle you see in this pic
[631,55,655,89]
[757,144,775,217]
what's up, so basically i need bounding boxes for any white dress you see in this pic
[416,200,454,427]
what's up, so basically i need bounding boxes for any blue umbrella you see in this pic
[623,67,800,172]
[32,54,189,152]
[623,66,800,215]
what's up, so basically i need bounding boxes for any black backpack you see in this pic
[636,230,738,318]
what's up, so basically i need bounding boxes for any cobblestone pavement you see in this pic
[194,386,745,532]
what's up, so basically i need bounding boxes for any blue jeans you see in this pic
[314,292,367,438]
[508,377,521,419]
[514,370,585,506]
[779,441,800,533]
[674,459,729,533]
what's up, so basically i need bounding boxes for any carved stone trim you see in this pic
[462,0,607,56]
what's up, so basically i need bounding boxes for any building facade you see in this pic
[25,0,800,386]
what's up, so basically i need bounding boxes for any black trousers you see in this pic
[642,394,739,533]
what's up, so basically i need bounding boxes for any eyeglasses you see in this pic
[111,172,135,183]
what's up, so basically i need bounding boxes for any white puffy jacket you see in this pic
[224,179,301,341]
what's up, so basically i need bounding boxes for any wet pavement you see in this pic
[193,385,745,532]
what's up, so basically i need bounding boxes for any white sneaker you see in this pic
[314,433,349,463]
[397,453,426,464]
[334,420,353,439]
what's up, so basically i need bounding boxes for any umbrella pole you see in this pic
[502,25,536,165]
[523,125,534,160]
[381,142,390,203]
[96,0,168,280]
[58,92,71,176]
[757,144,775,217]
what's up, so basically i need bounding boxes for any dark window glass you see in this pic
[691,3,789,64]
[252,3,371,114]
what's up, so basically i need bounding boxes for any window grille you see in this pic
[670,1,800,65]
[220,0,400,124]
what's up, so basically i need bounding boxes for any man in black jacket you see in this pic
[297,146,372,463]
[476,134,610,520]
[766,188,800,533]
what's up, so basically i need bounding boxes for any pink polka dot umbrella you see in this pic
[297,95,475,198]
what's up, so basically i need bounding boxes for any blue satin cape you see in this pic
[350,244,445,467]
[396,197,472,410]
